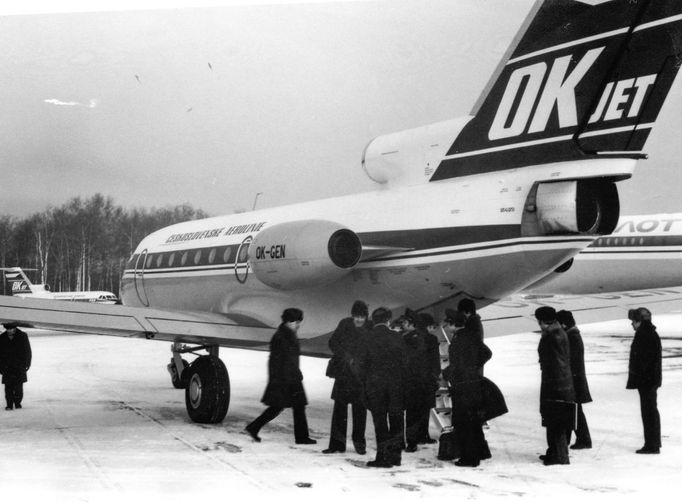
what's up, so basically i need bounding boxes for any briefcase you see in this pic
[480,377,508,422]
[437,429,461,461]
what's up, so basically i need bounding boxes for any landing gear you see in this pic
[167,356,189,389]
[168,343,230,423]
[185,355,230,423]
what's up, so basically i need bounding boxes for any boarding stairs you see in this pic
[430,329,453,433]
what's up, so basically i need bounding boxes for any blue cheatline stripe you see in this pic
[123,236,594,276]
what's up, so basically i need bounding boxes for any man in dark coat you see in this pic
[557,310,592,450]
[245,308,316,445]
[627,307,662,454]
[420,313,442,444]
[445,311,492,467]
[535,306,576,466]
[458,299,483,342]
[0,322,32,410]
[358,307,405,467]
[401,310,440,452]
[323,300,370,455]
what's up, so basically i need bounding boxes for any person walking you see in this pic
[535,306,575,466]
[627,307,662,454]
[245,308,316,445]
[556,310,592,450]
[358,307,405,467]
[0,322,32,410]
[323,300,370,455]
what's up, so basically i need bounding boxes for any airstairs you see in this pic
[431,329,453,432]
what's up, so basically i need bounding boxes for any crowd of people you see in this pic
[244,300,664,468]
[0,298,664,468]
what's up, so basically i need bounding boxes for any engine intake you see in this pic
[523,178,619,236]
[250,220,362,290]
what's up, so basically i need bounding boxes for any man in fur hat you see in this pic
[323,300,371,455]
[535,306,575,465]
[0,322,32,410]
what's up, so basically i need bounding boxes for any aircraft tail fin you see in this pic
[2,268,35,296]
[431,0,682,181]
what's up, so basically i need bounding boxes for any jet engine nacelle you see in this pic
[249,220,362,290]
[361,117,471,187]
[523,178,620,236]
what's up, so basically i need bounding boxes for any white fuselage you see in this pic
[15,287,119,304]
[527,213,682,294]
[121,157,635,340]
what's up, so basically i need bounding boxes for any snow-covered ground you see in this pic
[1,315,681,501]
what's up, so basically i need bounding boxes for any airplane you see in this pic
[1,267,119,304]
[2,0,682,425]
[525,213,682,294]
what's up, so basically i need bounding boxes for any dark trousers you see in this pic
[568,403,591,446]
[455,416,485,463]
[405,406,431,446]
[248,404,311,442]
[545,425,570,464]
[638,387,661,448]
[370,410,403,464]
[328,399,367,451]
[4,381,23,408]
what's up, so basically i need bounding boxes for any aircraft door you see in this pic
[134,249,150,306]
[235,236,252,284]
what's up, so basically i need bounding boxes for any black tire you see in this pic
[168,358,189,389]
[184,355,230,423]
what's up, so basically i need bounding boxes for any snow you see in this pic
[1,315,681,501]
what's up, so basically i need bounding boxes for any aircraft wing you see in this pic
[3,288,682,358]
[480,287,682,338]
[0,295,274,349]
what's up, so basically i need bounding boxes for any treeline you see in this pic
[0,194,209,297]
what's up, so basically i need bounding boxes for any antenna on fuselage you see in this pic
[252,192,263,211]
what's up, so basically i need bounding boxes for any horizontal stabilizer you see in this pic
[481,287,682,337]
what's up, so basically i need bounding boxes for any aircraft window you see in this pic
[631,237,636,245]
[146,254,155,268]
[640,237,644,245]
[238,243,250,262]
[168,253,176,267]
[156,254,163,268]
[181,252,188,266]
[614,238,619,246]
[194,250,202,265]
[208,248,216,264]
[223,247,232,263]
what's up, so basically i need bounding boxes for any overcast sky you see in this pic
[1,0,681,218]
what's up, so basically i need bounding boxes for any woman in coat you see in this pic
[245,308,316,445]
[446,311,492,467]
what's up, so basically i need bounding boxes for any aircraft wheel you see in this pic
[184,355,230,423]
[168,358,189,389]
